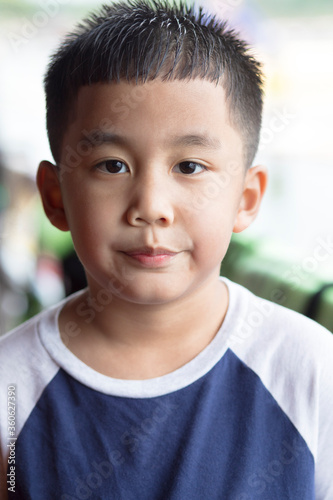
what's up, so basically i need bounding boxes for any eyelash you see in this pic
[94,159,129,174]
[173,161,207,175]
[94,159,207,175]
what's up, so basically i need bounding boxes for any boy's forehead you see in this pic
[64,78,243,158]
[72,78,230,125]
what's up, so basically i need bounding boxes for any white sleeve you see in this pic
[0,314,59,497]
[314,331,333,500]
[225,283,333,499]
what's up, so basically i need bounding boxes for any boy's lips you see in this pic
[121,247,180,267]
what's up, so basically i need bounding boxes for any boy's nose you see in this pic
[126,172,174,227]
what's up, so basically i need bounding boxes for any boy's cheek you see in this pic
[187,170,243,215]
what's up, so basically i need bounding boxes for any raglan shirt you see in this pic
[0,278,333,500]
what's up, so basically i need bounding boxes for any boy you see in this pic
[1,1,333,498]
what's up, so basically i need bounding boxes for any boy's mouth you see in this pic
[121,247,179,267]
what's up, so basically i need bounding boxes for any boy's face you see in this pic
[39,79,266,306]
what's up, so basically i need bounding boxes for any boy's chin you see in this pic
[107,279,195,307]
[86,273,210,309]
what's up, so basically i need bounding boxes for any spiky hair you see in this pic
[44,0,264,166]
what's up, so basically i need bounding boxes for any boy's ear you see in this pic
[36,160,69,231]
[233,165,267,233]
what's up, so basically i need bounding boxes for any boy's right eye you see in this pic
[95,159,128,174]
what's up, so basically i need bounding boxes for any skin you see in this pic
[37,78,267,379]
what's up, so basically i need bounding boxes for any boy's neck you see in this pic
[58,278,228,379]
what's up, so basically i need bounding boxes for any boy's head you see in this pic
[44,0,263,169]
[38,1,267,306]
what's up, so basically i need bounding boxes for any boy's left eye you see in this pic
[173,161,206,175]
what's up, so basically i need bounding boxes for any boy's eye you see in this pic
[173,161,206,175]
[95,159,128,174]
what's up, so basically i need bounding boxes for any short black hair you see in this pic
[44,0,264,167]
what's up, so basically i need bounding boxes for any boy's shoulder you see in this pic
[225,277,333,350]
[225,278,333,462]
[0,288,85,354]
[0,295,72,450]
[0,296,63,363]
[0,289,87,394]
[225,277,333,391]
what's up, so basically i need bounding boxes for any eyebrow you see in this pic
[81,131,222,150]
[81,131,126,147]
[167,134,222,150]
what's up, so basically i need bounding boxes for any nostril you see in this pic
[126,203,174,226]
[135,216,168,225]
